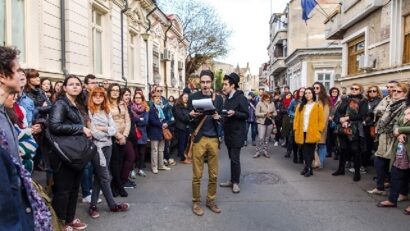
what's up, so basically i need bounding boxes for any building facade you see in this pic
[268,0,342,91]
[0,0,187,97]
[325,0,410,88]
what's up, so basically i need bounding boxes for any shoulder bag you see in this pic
[184,115,208,159]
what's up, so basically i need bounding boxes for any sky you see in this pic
[202,0,289,75]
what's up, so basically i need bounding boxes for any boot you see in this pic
[192,202,204,216]
[300,167,308,175]
[284,151,291,158]
[304,168,313,177]
[353,172,361,182]
[332,169,345,176]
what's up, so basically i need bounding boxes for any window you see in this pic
[129,33,135,80]
[403,14,410,64]
[153,45,159,74]
[92,10,103,74]
[316,72,332,90]
[0,0,25,61]
[347,35,365,75]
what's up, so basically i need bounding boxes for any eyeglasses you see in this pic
[368,90,377,93]
[350,87,359,91]
[93,93,104,98]
[156,90,163,93]
[134,97,142,99]
[392,90,403,93]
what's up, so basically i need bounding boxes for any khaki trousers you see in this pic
[192,137,219,202]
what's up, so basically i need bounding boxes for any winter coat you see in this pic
[26,88,51,121]
[129,108,149,145]
[173,103,190,131]
[375,98,407,159]
[319,102,330,144]
[255,101,277,124]
[393,110,410,166]
[294,102,325,144]
[48,96,85,136]
[148,105,168,141]
[223,91,249,148]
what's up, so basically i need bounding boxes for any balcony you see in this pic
[270,57,286,75]
[324,0,383,40]
[272,30,287,46]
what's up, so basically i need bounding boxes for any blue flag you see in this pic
[301,0,318,21]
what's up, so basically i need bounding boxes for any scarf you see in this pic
[14,103,25,129]
[282,98,292,109]
[330,96,338,108]
[0,133,52,230]
[155,104,165,121]
[378,98,407,133]
[129,103,146,119]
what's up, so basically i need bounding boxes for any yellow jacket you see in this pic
[294,102,325,144]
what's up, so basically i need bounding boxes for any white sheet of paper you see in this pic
[192,98,215,111]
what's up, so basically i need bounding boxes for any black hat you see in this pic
[224,72,240,85]
[182,87,191,94]
[199,70,214,79]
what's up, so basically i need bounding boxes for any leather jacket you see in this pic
[48,96,85,136]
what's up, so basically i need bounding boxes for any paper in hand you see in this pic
[192,98,215,112]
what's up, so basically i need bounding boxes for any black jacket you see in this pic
[223,90,249,148]
[188,91,223,142]
[26,87,52,120]
[48,96,85,136]
[173,103,190,131]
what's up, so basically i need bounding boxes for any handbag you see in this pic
[135,127,143,140]
[312,151,321,168]
[45,128,97,170]
[163,127,173,141]
[184,116,208,159]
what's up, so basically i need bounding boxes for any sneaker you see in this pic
[67,218,87,230]
[81,195,102,204]
[152,168,158,174]
[158,166,171,171]
[123,180,136,189]
[130,170,137,179]
[232,183,240,193]
[88,205,100,219]
[192,202,204,216]
[348,168,355,173]
[206,200,221,213]
[163,159,169,166]
[168,158,177,166]
[367,188,387,196]
[110,203,130,212]
[137,169,146,177]
[360,166,367,174]
[219,180,233,187]
[274,141,278,146]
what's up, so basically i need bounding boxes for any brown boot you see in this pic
[206,200,221,213]
[192,202,204,216]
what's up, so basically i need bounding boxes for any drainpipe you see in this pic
[121,0,129,87]
[60,0,68,77]
[164,21,172,98]
[145,6,157,96]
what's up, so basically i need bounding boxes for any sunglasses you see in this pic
[350,87,359,91]
[368,90,377,93]
[156,90,163,92]
[392,90,403,93]
[314,86,320,90]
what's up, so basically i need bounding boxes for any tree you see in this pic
[157,0,231,79]
[214,68,224,92]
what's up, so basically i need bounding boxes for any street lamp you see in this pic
[141,32,151,97]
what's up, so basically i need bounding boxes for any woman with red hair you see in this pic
[87,87,129,218]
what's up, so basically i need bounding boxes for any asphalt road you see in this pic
[73,142,410,231]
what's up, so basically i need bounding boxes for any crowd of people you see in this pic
[1,45,410,231]
[244,80,410,216]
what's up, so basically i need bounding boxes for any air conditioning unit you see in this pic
[178,61,183,70]
[359,55,376,71]
[161,49,171,61]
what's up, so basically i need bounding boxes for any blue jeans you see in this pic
[318,144,327,167]
[81,161,93,197]
[245,122,257,142]
[374,156,390,190]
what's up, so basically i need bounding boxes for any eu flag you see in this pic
[301,0,318,21]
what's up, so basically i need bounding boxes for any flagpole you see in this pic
[314,0,331,19]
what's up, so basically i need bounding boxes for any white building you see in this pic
[0,0,187,97]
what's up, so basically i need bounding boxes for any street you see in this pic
[74,143,410,231]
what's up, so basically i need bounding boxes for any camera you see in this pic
[221,109,228,116]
